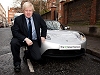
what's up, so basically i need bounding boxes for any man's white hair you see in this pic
[22,2,35,11]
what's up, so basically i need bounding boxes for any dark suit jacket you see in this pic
[11,13,47,47]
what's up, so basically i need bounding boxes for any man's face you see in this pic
[23,7,33,18]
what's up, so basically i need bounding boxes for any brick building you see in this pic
[8,8,15,26]
[0,3,6,27]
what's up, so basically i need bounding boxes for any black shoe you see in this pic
[14,65,21,72]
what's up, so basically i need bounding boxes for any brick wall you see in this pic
[63,0,100,37]
[41,11,51,20]
[41,6,57,20]
[96,0,100,25]
[64,0,92,25]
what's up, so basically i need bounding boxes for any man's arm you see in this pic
[11,17,26,42]
[40,17,47,38]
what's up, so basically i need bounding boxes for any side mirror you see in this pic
[60,24,65,30]
[65,26,70,30]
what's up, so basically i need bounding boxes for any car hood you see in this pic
[46,30,83,45]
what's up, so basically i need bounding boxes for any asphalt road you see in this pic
[0,28,100,75]
[0,28,12,56]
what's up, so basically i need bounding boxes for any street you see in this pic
[0,28,100,75]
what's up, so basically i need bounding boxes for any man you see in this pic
[10,2,47,72]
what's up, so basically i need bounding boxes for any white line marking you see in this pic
[27,59,34,72]
[0,53,12,57]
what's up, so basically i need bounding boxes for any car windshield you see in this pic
[45,21,61,30]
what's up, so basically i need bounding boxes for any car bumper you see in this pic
[42,48,85,58]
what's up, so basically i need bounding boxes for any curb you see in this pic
[86,49,100,58]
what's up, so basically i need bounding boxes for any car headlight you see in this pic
[46,35,51,40]
[79,32,86,40]
[73,32,86,40]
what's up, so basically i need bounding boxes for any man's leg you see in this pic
[23,48,31,64]
[28,40,41,61]
[10,38,24,72]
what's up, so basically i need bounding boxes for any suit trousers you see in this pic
[10,38,41,66]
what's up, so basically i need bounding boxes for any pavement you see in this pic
[86,35,100,58]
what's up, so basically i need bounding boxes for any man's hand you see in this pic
[24,38,33,46]
[41,37,46,43]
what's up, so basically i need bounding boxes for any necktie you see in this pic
[28,18,32,40]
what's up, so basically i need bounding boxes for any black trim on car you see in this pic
[42,48,85,58]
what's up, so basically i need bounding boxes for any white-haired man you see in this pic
[10,2,47,72]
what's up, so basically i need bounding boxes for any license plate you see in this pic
[59,45,81,50]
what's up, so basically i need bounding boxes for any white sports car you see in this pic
[40,20,86,58]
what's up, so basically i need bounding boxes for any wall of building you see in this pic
[42,11,51,20]
[8,8,15,26]
[63,0,100,37]
[64,0,92,25]
[96,0,100,25]
[0,3,6,27]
